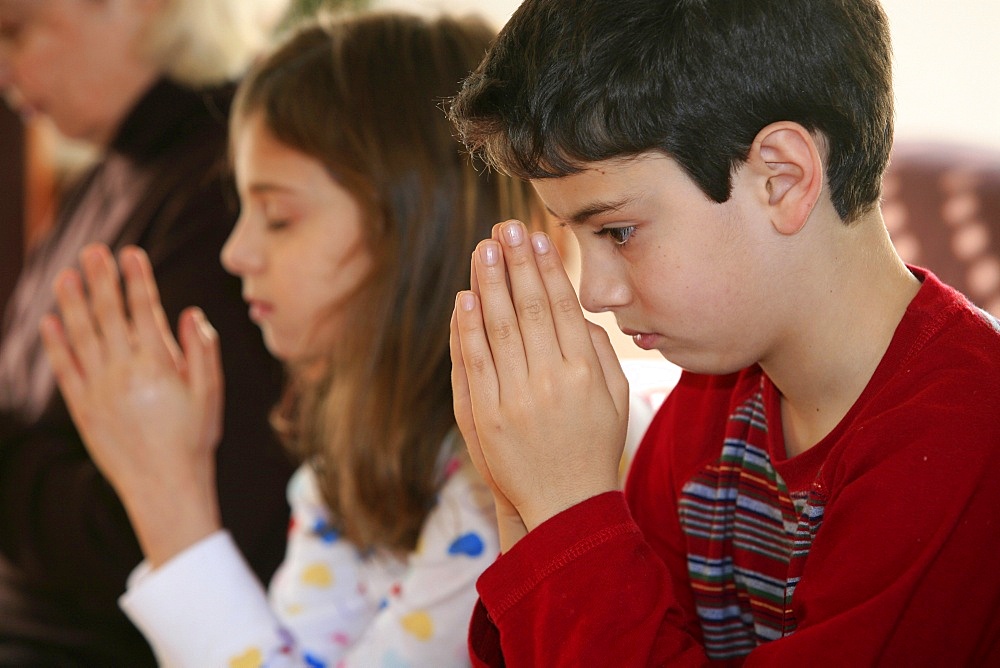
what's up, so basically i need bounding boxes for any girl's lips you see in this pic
[247,300,273,323]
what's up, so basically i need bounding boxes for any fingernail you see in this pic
[198,311,217,340]
[531,232,551,254]
[459,292,475,311]
[480,240,499,266]
[503,221,524,247]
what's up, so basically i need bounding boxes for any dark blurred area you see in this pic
[0,104,22,317]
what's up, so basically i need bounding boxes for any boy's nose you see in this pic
[577,257,631,315]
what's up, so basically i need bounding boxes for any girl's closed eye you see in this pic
[265,218,291,232]
[596,225,636,246]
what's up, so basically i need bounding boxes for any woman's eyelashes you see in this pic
[595,225,636,246]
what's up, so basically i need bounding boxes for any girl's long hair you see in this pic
[231,12,534,554]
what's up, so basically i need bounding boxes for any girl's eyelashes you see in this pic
[595,225,636,246]
[265,219,291,232]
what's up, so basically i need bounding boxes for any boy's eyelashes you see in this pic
[594,225,637,246]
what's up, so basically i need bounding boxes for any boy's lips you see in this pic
[620,327,660,350]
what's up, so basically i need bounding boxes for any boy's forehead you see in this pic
[530,152,674,224]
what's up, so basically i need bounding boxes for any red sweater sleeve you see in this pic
[470,491,707,667]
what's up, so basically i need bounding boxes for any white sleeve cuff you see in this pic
[120,531,283,667]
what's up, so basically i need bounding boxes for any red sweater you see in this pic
[470,269,1000,666]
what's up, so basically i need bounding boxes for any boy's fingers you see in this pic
[496,220,560,370]
[450,307,490,479]
[450,307,471,414]
[470,250,480,297]
[531,231,600,360]
[80,244,131,354]
[454,290,501,419]
[588,321,630,417]
[473,240,528,384]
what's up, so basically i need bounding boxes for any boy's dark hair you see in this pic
[450,0,894,223]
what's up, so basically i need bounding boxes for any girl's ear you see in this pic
[748,121,824,236]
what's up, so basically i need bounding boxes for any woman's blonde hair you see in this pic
[142,0,290,86]
[233,11,535,554]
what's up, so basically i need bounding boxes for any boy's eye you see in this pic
[265,219,290,231]
[596,225,636,246]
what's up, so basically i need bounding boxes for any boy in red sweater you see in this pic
[448,0,1000,665]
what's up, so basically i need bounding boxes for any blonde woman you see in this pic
[0,0,294,663]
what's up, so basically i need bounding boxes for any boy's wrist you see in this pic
[518,479,620,532]
[496,507,528,553]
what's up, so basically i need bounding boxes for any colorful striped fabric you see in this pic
[678,383,825,661]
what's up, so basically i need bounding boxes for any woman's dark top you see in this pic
[0,78,295,666]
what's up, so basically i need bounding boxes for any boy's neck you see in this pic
[760,207,922,459]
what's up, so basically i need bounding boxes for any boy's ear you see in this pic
[749,122,823,236]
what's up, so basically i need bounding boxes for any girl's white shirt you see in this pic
[119,371,664,668]
[121,448,498,668]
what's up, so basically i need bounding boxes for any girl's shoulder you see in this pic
[414,448,499,564]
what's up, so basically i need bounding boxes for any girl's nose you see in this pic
[220,215,263,277]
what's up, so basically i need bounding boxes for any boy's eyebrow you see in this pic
[547,195,639,227]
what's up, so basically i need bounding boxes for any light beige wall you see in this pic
[370,0,514,28]
[373,0,1000,150]
[881,0,1000,150]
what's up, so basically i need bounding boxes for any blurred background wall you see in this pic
[371,0,1000,151]
[6,0,998,360]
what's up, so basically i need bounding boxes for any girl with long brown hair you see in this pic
[40,11,533,666]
